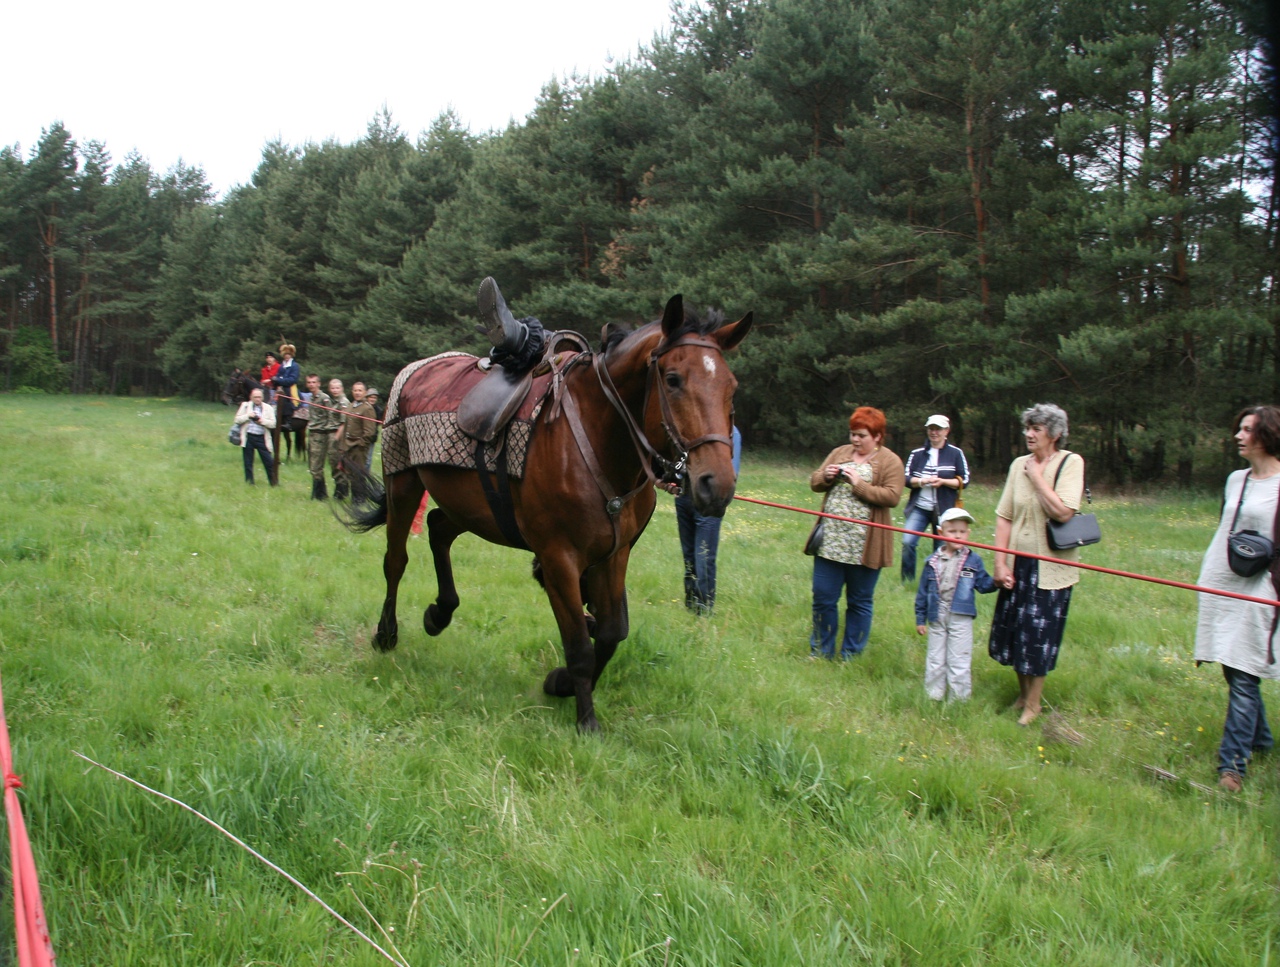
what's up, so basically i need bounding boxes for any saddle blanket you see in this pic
[381,352,556,478]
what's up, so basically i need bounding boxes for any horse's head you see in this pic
[646,294,752,517]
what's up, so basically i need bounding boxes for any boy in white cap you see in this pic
[914,507,996,701]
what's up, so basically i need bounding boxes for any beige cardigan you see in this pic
[234,400,277,453]
[809,445,905,570]
[995,450,1084,589]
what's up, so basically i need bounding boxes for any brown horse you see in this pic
[348,294,751,732]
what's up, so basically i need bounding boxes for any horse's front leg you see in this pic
[374,471,424,651]
[424,507,463,636]
[583,549,631,687]
[538,551,599,733]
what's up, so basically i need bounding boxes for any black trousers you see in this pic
[242,433,275,483]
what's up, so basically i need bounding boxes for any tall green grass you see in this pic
[0,396,1274,965]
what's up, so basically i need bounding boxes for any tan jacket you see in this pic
[234,400,277,453]
[810,444,905,569]
[341,400,379,449]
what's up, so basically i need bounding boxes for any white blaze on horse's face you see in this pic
[702,354,717,377]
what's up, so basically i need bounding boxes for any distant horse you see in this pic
[221,368,261,406]
[346,294,751,732]
[275,392,305,461]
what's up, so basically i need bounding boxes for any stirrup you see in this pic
[478,277,528,355]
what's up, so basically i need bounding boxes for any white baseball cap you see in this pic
[938,507,973,525]
[925,414,950,429]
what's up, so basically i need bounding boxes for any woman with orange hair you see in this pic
[808,407,905,659]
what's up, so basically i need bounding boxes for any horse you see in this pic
[346,294,751,732]
[274,392,305,461]
[221,368,261,406]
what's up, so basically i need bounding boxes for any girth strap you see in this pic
[474,437,530,550]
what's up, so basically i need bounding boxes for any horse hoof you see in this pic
[576,716,601,734]
[543,667,574,698]
[373,630,398,653]
[424,605,452,637]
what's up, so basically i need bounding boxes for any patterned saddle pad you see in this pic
[380,352,557,478]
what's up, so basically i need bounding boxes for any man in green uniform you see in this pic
[305,374,340,500]
[337,381,378,500]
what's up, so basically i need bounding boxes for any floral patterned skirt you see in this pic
[988,557,1073,676]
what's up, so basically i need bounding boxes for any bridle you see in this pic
[558,329,734,558]
[598,332,733,485]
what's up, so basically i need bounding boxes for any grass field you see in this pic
[0,395,1275,966]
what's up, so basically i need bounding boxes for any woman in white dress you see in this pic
[1195,405,1280,792]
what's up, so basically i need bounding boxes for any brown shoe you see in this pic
[1218,771,1243,793]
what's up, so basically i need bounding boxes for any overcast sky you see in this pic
[4,0,677,198]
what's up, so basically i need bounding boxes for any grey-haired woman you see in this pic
[988,404,1084,725]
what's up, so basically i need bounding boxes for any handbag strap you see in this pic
[1050,451,1091,506]
[1228,472,1251,535]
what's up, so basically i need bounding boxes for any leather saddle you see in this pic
[457,362,533,443]
[456,278,588,443]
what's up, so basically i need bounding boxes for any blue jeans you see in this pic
[811,557,881,659]
[1219,665,1274,778]
[900,504,938,582]
[675,494,723,613]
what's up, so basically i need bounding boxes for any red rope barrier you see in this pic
[733,494,1280,609]
[294,399,383,425]
[0,670,56,967]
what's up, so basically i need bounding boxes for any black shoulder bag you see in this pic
[1226,472,1277,577]
[1046,452,1101,550]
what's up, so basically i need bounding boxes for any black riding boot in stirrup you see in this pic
[477,277,528,357]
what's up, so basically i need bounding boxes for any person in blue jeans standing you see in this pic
[671,425,742,614]
[808,407,904,659]
[901,414,970,583]
[1194,405,1280,793]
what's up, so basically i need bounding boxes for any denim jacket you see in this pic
[915,548,997,624]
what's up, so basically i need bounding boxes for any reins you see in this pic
[562,330,732,560]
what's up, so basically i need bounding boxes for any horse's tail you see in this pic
[344,492,388,533]
[334,461,388,533]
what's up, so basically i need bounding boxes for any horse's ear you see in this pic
[714,311,753,351]
[660,294,684,338]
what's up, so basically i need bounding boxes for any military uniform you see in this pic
[307,390,343,499]
[337,398,378,499]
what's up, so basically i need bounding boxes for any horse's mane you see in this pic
[602,306,725,357]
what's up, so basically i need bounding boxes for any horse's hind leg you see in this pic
[374,471,424,652]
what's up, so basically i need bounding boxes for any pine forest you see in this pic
[2,0,1277,483]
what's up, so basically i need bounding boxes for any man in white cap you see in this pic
[901,414,970,583]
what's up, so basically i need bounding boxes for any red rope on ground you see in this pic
[0,670,56,967]
[733,494,1280,609]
